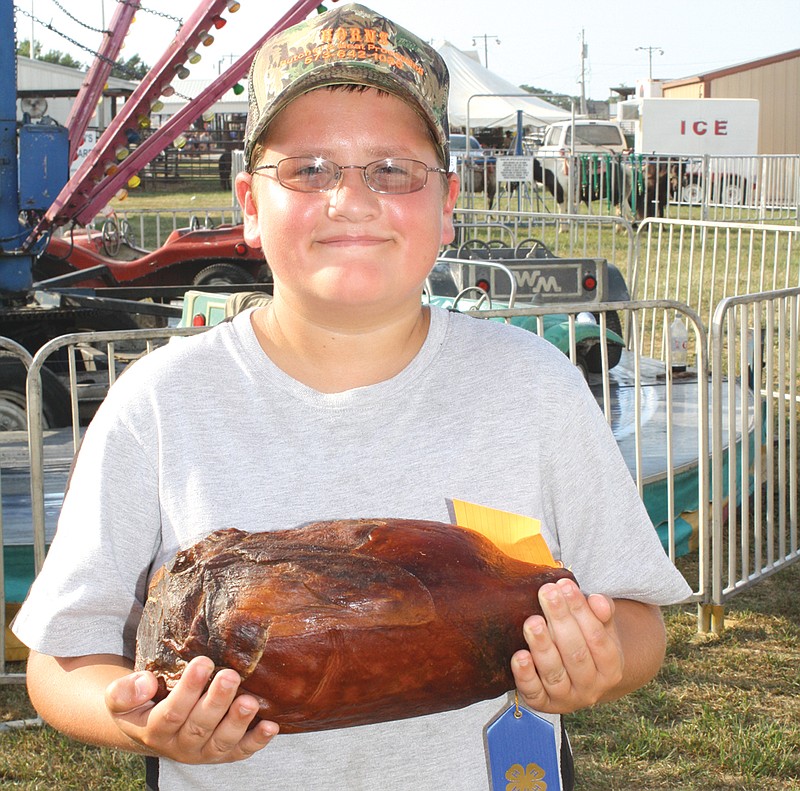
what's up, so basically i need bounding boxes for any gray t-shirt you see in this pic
[14,306,691,790]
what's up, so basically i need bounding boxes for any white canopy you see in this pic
[435,42,569,130]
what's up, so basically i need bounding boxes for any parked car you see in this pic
[449,134,496,201]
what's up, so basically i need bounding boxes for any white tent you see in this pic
[436,42,569,130]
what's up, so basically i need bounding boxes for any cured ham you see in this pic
[135,518,575,732]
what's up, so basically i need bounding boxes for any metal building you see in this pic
[16,55,136,129]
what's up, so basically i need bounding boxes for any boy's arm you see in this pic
[26,651,278,763]
[511,578,667,713]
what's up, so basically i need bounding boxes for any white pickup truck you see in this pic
[533,120,628,209]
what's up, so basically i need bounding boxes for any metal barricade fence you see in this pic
[479,153,800,223]
[25,327,207,579]
[631,218,800,361]
[83,206,242,250]
[0,339,35,690]
[707,286,800,632]
[451,209,636,284]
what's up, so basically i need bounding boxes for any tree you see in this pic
[111,54,149,81]
[520,85,578,112]
[15,40,84,69]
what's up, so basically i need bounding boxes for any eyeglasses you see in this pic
[251,156,449,195]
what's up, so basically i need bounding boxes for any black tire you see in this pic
[192,263,257,287]
[0,356,72,431]
[584,310,623,372]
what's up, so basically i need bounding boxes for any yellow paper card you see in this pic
[451,499,558,567]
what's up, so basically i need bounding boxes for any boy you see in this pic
[12,5,691,790]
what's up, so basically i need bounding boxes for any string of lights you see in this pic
[13,3,192,99]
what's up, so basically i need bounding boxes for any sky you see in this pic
[15,0,800,99]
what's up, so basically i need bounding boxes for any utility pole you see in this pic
[636,45,664,81]
[30,0,35,58]
[471,34,500,69]
[579,29,588,115]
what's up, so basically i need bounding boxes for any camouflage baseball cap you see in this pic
[244,3,450,171]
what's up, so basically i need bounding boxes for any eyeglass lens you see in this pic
[273,157,439,194]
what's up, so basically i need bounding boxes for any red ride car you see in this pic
[36,220,270,289]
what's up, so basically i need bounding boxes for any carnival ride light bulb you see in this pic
[187,49,202,65]
[202,111,215,123]
[115,189,129,201]
[161,84,176,97]
[125,127,141,144]
[226,0,241,11]
[211,14,226,29]
[232,83,244,95]
[175,64,191,80]
[150,99,164,112]
[137,115,151,130]
[115,145,130,161]
[127,174,141,189]
[103,161,119,176]
[199,30,214,46]
[173,135,187,149]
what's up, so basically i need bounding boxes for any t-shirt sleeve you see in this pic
[11,390,162,659]
[539,371,692,605]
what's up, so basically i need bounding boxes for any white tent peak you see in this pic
[435,41,569,130]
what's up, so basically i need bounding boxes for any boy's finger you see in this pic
[203,696,278,760]
[148,656,216,737]
[180,669,246,747]
[105,670,159,717]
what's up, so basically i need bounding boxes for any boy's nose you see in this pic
[327,168,380,219]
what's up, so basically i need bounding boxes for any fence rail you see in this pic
[631,218,800,361]
[461,151,800,223]
[0,338,34,686]
[708,286,800,630]
[82,205,241,250]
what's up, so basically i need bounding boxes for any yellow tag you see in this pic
[451,500,559,567]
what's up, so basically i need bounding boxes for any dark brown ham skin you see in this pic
[135,518,576,733]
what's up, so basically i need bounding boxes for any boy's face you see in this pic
[236,87,460,323]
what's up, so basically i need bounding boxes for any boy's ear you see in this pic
[440,173,460,247]
[235,172,263,249]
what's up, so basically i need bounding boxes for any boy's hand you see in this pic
[104,656,278,764]
[510,577,625,714]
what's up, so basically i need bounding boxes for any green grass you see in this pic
[2,558,799,789]
[111,184,235,213]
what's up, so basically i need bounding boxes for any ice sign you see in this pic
[497,156,534,182]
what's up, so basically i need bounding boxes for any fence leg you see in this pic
[697,603,725,635]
